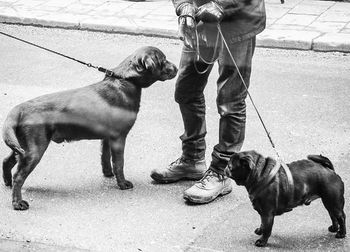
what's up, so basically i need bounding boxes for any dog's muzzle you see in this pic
[161,63,178,80]
[167,63,178,78]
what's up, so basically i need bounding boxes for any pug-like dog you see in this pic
[2,46,177,210]
[225,150,346,247]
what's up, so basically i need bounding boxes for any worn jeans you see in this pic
[174,35,256,173]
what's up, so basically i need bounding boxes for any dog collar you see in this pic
[248,160,281,200]
[248,159,295,209]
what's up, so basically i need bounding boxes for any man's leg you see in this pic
[184,37,256,203]
[150,46,214,183]
[211,36,256,171]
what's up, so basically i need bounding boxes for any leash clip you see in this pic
[105,69,114,77]
[97,66,115,77]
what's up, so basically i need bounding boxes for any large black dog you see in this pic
[2,46,177,210]
[225,150,346,247]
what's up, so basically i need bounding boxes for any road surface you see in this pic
[0,24,349,251]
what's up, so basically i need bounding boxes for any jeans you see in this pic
[174,34,256,173]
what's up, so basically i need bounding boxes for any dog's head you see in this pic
[114,46,178,88]
[224,150,262,186]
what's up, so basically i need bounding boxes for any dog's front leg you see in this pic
[101,139,113,177]
[255,214,274,247]
[110,136,133,190]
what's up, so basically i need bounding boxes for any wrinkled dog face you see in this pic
[225,152,254,186]
[133,46,178,87]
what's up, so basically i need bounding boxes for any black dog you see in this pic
[225,150,346,247]
[2,46,177,210]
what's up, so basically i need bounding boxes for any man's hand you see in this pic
[177,3,197,49]
[196,2,224,23]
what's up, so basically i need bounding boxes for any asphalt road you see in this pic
[0,24,349,252]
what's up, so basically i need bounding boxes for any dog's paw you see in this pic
[118,180,133,190]
[328,225,338,233]
[255,238,268,247]
[3,179,12,187]
[12,200,29,211]
[255,228,263,235]
[335,232,346,239]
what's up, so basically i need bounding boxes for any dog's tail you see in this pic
[307,154,334,170]
[2,107,25,156]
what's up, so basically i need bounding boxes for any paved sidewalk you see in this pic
[0,0,350,52]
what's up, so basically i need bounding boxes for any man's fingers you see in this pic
[178,25,185,41]
[186,17,195,29]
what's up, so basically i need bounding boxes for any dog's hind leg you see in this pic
[110,136,133,190]
[12,134,49,210]
[335,211,346,238]
[101,139,113,177]
[12,154,41,210]
[2,151,17,187]
[321,192,346,238]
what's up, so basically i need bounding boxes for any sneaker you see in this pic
[183,169,232,204]
[150,157,206,183]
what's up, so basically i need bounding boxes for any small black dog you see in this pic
[2,46,177,210]
[225,150,346,247]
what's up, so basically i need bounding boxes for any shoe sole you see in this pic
[183,187,232,204]
[150,173,204,184]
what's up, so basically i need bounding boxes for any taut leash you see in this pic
[192,23,290,165]
[215,23,294,206]
[0,31,117,78]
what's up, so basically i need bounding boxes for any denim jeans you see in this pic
[174,35,256,173]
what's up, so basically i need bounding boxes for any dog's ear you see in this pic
[143,56,157,71]
[135,55,157,73]
[240,153,255,171]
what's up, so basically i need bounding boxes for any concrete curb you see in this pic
[1,14,350,52]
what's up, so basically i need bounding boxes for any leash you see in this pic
[0,31,117,78]
[193,26,220,74]
[192,24,290,164]
[214,23,294,206]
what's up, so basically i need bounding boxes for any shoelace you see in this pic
[170,157,182,167]
[169,156,189,167]
[198,169,225,187]
[169,156,192,170]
